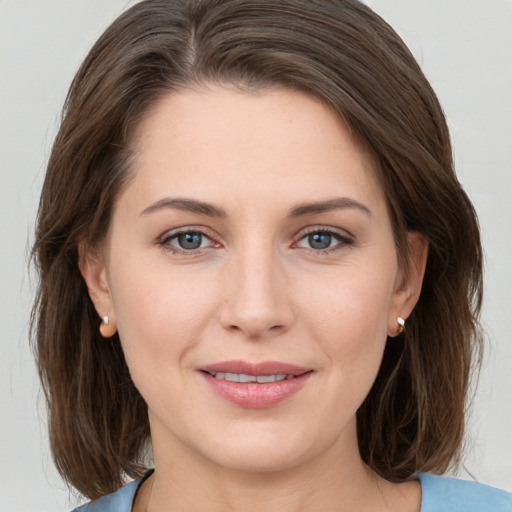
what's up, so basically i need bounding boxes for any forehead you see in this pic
[135,85,369,157]
[124,86,385,215]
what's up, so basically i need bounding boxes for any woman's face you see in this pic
[84,87,424,473]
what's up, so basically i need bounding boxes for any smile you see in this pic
[200,361,313,408]
[206,372,295,383]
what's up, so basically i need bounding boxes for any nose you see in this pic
[219,244,294,339]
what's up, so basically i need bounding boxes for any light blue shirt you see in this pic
[418,473,512,511]
[73,472,512,511]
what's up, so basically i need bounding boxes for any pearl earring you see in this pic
[99,315,117,338]
[397,316,405,335]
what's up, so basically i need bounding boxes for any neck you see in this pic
[136,420,419,512]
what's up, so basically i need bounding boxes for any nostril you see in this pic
[219,290,294,338]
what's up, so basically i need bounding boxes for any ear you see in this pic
[388,232,428,337]
[78,241,117,337]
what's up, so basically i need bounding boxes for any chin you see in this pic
[189,419,340,475]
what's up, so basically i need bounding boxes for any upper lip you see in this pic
[200,360,312,376]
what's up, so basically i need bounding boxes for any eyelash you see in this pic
[158,227,353,255]
[159,228,219,255]
[293,227,354,254]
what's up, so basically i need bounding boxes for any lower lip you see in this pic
[201,372,312,408]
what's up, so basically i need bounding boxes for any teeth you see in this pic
[239,374,257,383]
[256,375,275,383]
[211,372,294,383]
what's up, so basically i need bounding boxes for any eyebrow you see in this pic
[140,198,226,217]
[288,197,372,217]
[140,196,371,219]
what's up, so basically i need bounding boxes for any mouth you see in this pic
[203,371,299,383]
[200,360,312,376]
[199,360,313,408]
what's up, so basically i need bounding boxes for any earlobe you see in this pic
[99,315,117,338]
[78,241,116,336]
[388,232,429,337]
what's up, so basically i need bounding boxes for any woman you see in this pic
[31,0,512,510]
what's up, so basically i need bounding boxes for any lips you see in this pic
[199,360,313,408]
[202,360,310,377]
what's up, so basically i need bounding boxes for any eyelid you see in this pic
[158,226,222,253]
[292,226,354,251]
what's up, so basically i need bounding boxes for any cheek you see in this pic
[299,264,394,343]
[296,263,395,391]
[108,257,220,377]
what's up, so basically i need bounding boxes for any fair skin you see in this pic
[81,87,427,512]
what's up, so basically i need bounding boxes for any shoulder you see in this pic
[419,473,512,512]
[70,479,141,512]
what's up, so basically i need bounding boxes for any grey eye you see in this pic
[296,229,351,252]
[176,232,203,250]
[161,229,217,253]
[308,232,334,250]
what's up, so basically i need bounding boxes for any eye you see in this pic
[161,230,216,252]
[295,229,352,251]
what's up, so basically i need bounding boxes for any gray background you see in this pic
[1,0,511,510]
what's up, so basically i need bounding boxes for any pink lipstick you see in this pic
[199,360,313,408]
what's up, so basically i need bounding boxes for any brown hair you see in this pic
[31,0,483,500]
